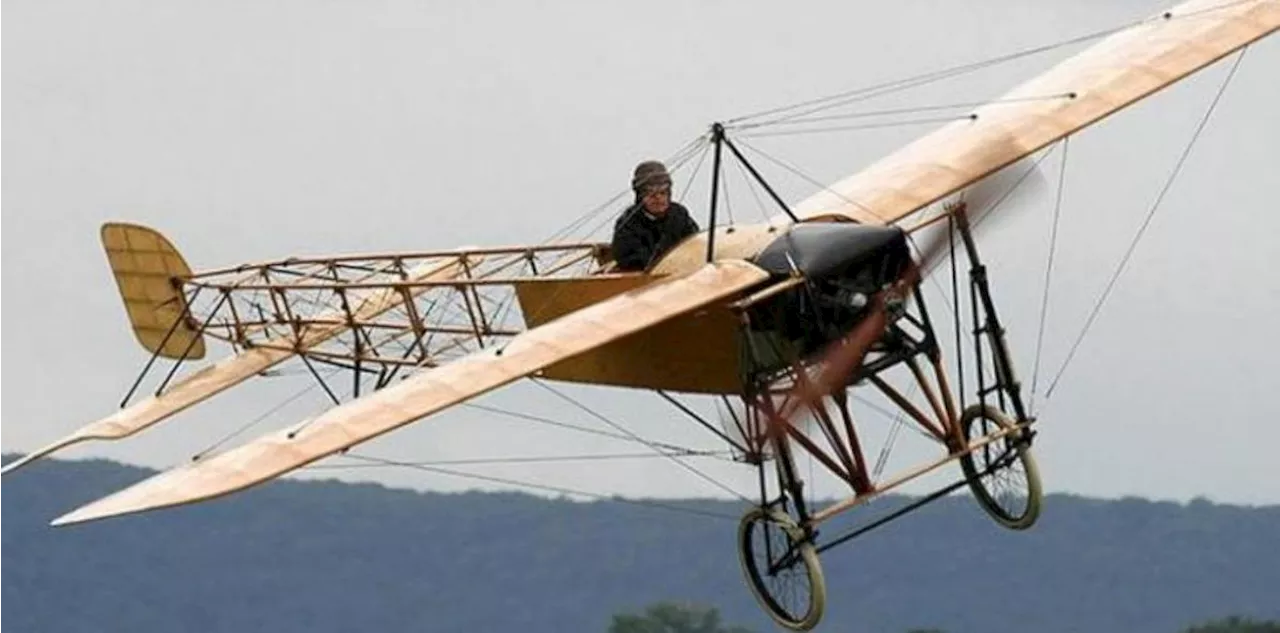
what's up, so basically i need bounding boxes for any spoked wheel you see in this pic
[958,403,1042,530]
[738,507,826,631]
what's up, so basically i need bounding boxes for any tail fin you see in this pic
[100,222,206,360]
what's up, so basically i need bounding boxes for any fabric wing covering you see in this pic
[51,261,770,526]
[790,0,1279,226]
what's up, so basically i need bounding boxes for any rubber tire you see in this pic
[958,403,1042,530]
[738,507,827,631]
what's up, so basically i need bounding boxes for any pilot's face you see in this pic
[642,185,672,216]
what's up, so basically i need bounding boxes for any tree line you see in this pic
[609,603,1280,633]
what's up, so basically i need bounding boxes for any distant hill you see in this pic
[3,453,1278,633]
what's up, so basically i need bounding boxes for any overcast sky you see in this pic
[4,0,1278,511]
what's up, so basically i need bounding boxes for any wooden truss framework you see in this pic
[142,244,612,398]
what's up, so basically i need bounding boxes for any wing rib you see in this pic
[50,261,770,526]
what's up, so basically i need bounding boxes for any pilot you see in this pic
[611,160,700,271]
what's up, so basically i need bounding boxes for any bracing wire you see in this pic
[1030,136,1070,414]
[531,379,753,503]
[461,401,731,458]
[543,133,709,244]
[722,0,1249,127]
[332,452,739,521]
[192,365,344,460]
[732,137,878,217]
[730,94,1074,131]
[307,449,730,468]
[738,115,976,139]
[728,150,774,223]
[1044,47,1248,400]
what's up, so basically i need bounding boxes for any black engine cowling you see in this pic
[748,222,912,357]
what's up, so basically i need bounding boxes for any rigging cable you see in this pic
[732,94,1074,131]
[1030,136,1070,414]
[191,365,343,461]
[576,136,714,244]
[726,44,1084,127]
[738,115,977,139]
[870,383,922,481]
[333,452,739,521]
[722,0,1253,128]
[923,144,1060,276]
[719,145,736,226]
[733,136,878,218]
[531,379,754,503]
[727,149,774,223]
[307,449,730,468]
[500,137,712,356]
[461,401,731,458]
[1044,47,1248,400]
[543,134,709,244]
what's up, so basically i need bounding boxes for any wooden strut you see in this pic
[805,399,860,488]
[186,243,605,280]
[810,419,1030,524]
[757,352,960,501]
[744,214,1013,523]
[167,246,614,389]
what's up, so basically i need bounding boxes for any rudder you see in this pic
[100,222,206,360]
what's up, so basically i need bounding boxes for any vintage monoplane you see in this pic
[4,1,1276,629]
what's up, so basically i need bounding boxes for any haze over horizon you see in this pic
[4,0,1278,507]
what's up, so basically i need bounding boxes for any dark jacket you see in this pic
[610,201,700,271]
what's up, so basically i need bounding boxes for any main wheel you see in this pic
[958,403,1042,530]
[737,507,826,631]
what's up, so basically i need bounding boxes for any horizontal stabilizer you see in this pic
[51,261,770,526]
[0,347,293,476]
[2,257,473,477]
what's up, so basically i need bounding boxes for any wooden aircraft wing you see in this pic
[791,0,1279,226]
[49,261,770,526]
[1,257,472,476]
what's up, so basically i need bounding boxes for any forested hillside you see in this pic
[4,455,1277,632]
